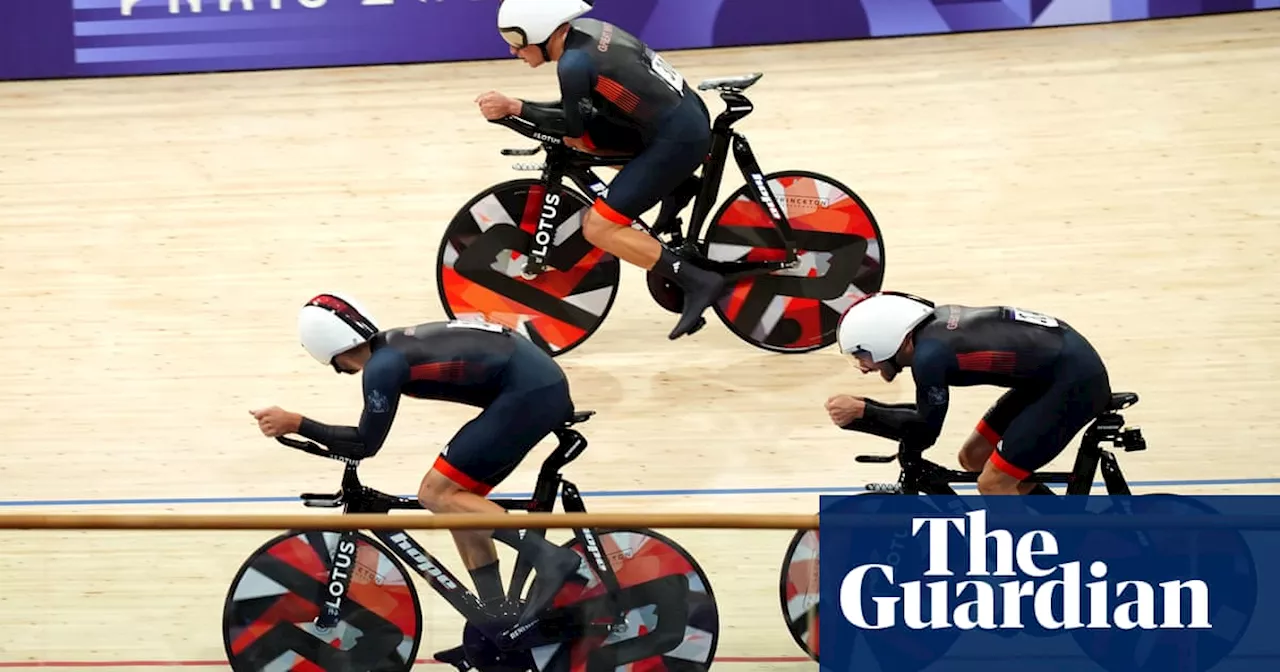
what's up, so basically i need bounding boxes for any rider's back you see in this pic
[913,305,1074,387]
[371,321,519,407]
[561,18,688,133]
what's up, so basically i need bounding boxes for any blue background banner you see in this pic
[818,494,1277,672]
[0,1,1276,80]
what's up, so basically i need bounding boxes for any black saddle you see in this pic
[1108,392,1139,411]
[697,73,764,92]
[564,410,595,426]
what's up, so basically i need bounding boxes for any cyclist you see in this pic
[475,0,725,341]
[249,293,584,624]
[824,291,1113,495]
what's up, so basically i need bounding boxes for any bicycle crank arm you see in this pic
[494,609,584,650]
[711,258,799,281]
[501,147,542,156]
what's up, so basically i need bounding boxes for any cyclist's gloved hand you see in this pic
[840,397,920,442]
[296,417,378,461]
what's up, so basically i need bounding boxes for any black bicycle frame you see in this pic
[854,403,1146,497]
[275,419,627,648]
[492,84,799,281]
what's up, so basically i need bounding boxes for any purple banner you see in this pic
[1,0,1273,81]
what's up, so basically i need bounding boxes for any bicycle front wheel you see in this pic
[779,529,819,661]
[437,179,620,357]
[222,530,423,672]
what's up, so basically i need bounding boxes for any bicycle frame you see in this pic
[492,77,800,282]
[853,394,1147,496]
[274,415,631,651]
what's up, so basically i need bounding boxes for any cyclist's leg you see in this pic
[582,93,721,339]
[584,113,702,233]
[418,386,575,607]
[979,346,1111,495]
[418,338,579,614]
[959,388,1034,473]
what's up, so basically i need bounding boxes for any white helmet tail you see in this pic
[498,0,593,49]
[297,293,379,366]
[837,292,936,363]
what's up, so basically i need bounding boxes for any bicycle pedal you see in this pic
[432,646,472,672]
[688,316,706,335]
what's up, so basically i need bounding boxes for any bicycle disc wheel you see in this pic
[222,530,422,672]
[779,529,819,661]
[702,170,884,353]
[532,528,719,672]
[437,179,621,357]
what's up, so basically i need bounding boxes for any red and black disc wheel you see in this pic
[702,170,884,353]
[779,528,819,661]
[531,528,720,672]
[222,530,422,672]
[436,179,621,357]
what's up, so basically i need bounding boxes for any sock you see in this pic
[469,560,504,604]
[492,528,560,561]
[652,247,710,284]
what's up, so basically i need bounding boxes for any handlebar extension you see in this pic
[490,115,564,147]
[275,436,361,465]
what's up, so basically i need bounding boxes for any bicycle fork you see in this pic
[315,530,361,631]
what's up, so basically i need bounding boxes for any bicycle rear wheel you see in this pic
[531,528,719,672]
[779,529,819,661]
[222,530,422,672]
[437,179,621,357]
[702,171,884,353]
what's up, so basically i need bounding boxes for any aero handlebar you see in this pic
[275,436,361,465]
[490,115,563,148]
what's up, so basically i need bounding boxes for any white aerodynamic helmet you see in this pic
[297,293,380,368]
[498,0,593,49]
[837,291,937,363]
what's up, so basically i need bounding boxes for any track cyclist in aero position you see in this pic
[824,291,1114,495]
[249,293,585,625]
[475,0,727,341]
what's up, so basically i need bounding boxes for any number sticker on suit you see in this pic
[648,51,684,95]
[447,319,506,334]
[1008,307,1060,328]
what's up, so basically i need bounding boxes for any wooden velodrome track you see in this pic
[1,10,1278,670]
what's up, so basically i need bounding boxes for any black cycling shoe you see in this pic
[517,546,583,625]
[669,272,726,340]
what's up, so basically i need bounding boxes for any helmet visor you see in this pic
[848,349,877,371]
[500,27,528,49]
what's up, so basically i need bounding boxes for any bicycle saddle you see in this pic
[697,72,764,92]
[565,410,595,426]
[1108,392,1139,410]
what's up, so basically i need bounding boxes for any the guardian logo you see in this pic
[840,509,1211,632]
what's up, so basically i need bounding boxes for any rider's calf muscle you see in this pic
[418,470,503,568]
[582,211,660,268]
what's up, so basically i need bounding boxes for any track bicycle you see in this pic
[222,410,720,672]
[778,391,1150,663]
[436,72,886,356]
